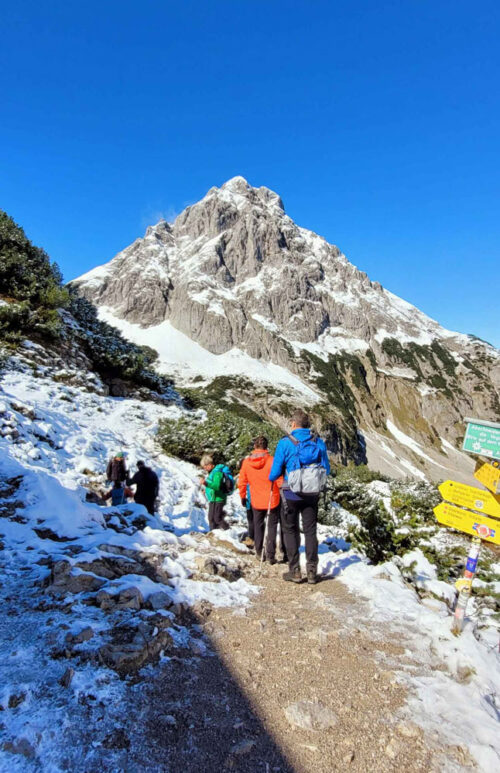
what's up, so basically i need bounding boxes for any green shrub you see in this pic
[0,210,69,341]
[157,403,282,470]
[68,292,172,394]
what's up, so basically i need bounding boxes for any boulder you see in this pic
[148,591,172,610]
[284,701,338,731]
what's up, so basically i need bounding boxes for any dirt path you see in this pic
[140,556,467,772]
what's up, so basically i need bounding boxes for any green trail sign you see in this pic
[463,418,500,461]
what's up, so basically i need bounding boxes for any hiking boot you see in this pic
[307,569,319,585]
[243,537,254,548]
[283,569,303,584]
[268,557,277,566]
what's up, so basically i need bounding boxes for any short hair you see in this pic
[200,454,214,467]
[291,408,311,428]
[137,460,145,468]
[253,435,268,450]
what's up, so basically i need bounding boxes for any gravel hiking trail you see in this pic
[139,555,470,773]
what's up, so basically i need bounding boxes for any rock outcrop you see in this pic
[71,176,500,479]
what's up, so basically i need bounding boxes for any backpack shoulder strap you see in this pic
[286,434,299,445]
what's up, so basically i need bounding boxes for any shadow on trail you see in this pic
[136,606,295,772]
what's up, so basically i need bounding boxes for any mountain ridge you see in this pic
[71,177,500,481]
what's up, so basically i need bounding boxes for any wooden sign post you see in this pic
[434,418,500,635]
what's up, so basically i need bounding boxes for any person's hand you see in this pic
[241,498,247,508]
[199,477,206,486]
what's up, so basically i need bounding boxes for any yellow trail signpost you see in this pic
[435,417,500,635]
[438,480,500,519]
[474,459,500,495]
[434,502,500,545]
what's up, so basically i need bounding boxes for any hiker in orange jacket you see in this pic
[238,436,283,563]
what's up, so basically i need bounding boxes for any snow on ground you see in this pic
[98,307,320,402]
[315,543,500,769]
[0,363,258,770]
[0,357,499,769]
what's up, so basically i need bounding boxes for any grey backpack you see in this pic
[286,433,327,495]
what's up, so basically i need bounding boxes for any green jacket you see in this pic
[204,464,227,503]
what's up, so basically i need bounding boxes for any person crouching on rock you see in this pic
[106,451,127,485]
[105,480,133,506]
[199,454,231,531]
[238,436,283,563]
[128,460,159,515]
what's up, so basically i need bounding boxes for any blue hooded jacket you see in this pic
[269,428,330,500]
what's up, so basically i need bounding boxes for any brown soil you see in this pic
[141,557,469,772]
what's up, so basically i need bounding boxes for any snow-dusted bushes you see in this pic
[68,292,173,394]
[157,403,282,470]
[0,210,69,342]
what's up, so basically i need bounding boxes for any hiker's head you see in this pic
[200,454,215,472]
[115,452,124,459]
[136,460,145,469]
[253,435,268,450]
[291,408,311,430]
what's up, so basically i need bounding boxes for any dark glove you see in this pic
[241,498,247,508]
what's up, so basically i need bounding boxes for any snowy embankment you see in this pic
[0,351,256,769]
[0,344,498,769]
[316,531,500,768]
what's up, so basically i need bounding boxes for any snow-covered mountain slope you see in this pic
[71,176,500,481]
[0,343,499,769]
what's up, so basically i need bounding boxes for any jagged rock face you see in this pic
[71,176,500,477]
[72,176,444,352]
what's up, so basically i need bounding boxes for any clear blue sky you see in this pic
[1,1,499,346]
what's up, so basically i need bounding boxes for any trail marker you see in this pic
[435,416,500,635]
[434,502,500,545]
[462,418,500,460]
[438,480,500,519]
[474,459,500,495]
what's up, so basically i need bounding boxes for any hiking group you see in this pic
[103,408,329,585]
[199,408,330,585]
[104,453,159,514]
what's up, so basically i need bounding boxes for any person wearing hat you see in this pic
[106,451,128,485]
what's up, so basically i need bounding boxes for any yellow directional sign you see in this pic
[474,460,500,495]
[434,502,500,545]
[439,480,500,519]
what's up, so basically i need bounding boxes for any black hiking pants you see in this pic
[246,505,255,541]
[135,494,155,515]
[282,495,319,573]
[208,502,229,531]
[252,505,281,558]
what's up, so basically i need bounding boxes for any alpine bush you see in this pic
[0,210,69,341]
[157,403,282,470]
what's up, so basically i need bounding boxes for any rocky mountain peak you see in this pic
[70,178,499,480]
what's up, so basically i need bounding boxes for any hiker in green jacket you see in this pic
[199,454,233,531]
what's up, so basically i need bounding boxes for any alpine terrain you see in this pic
[72,176,500,483]
[0,202,498,771]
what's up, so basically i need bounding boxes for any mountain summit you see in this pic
[71,178,500,480]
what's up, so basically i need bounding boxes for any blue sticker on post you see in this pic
[466,557,478,573]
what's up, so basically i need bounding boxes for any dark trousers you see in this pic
[208,501,229,531]
[252,505,281,558]
[135,494,155,515]
[282,495,319,572]
[279,502,288,561]
[246,506,254,540]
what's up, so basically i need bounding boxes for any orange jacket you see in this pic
[238,451,282,510]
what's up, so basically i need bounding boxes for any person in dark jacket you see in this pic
[269,409,330,585]
[128,461,159,515]
[106,452,127,484]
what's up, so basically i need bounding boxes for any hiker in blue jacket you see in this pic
[269,408,330,585]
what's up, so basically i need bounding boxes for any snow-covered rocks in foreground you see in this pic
[0,354,499,770]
